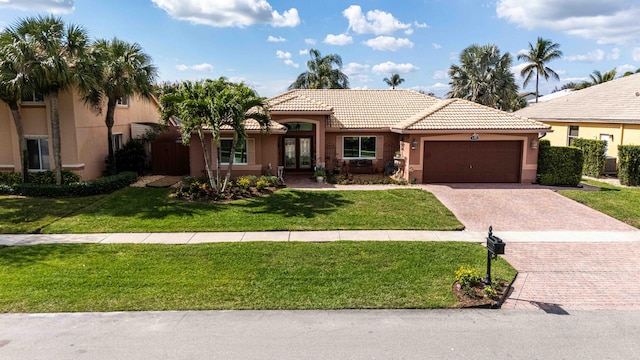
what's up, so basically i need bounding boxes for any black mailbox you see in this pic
[486,226,505,255]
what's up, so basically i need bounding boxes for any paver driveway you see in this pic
[422,183,637,232]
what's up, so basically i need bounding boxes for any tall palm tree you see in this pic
[288,49,349,90]
[447,44,519,111]
[215,83,270,191]
[0,29,36,182]
[383,73,404,89]
[13,16,91,185]
[517,37,563,103]
[590,69,617,84]
[84,38,157,175]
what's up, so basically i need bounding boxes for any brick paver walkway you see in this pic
[502,242,640,310]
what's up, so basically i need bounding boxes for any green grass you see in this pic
[0,194,105,234]
[0,242,516,312]
[1,187,462,233]
[560,179,640,228]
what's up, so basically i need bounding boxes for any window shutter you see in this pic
[247,138,256,164]
[376,136,383,159]
[336,136,343,159]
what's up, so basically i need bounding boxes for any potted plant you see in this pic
[394,150,402,159]
[313,169,326,182]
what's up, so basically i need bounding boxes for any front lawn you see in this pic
[13,187,462,233]
[560,179,640,228]
[0,242,516,312]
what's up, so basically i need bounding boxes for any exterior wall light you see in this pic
[411,138,418,150]
[530,138,538,149]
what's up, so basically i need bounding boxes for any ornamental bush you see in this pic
[115,140,148,175]
[572,138,607,177]
[618,145,640,186]
[0,172,22,185]
[538,145,583,186]
[14,172,138,197]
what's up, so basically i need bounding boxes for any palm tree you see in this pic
[13,16,91,185]
[288,49,349,90]
[623,69,640,77]
[447,44,519,111]
[383,74,404,89]
[517,37,563,103]
[590,69,617,84]
[83,38,157,175]
[215,83,270,191]
[0,29,36,182]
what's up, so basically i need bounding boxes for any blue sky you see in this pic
[1,0,639,98]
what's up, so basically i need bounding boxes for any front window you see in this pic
[116,97,129,106]
[27,138,50,170]
[568,125,579,146]
[22,91,45,103]
[221,138,247,164]
[112,133,123,152]
[343,136,376,159]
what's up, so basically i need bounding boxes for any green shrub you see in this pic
[454,266,482,288]
[255,179,268,191]
[0,184,15,195]
[14,172,137,197]
[27,170,80,185]
[573,138,606,177]
[538,146,583,186]
[483,285,498,299]
[618,145,640,186]
[537,139,551,176]
[235,176,252,190]
[115,140,148,175]
[0,172,22,185]
[259,175,280,187]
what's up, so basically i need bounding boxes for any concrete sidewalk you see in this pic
[2,230,640,246]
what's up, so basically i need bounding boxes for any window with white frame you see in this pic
[567,125,579,146]
[220,138,247,164]
[343,136,376,158]
[21,91,45,103]
[26,138,50,170]
[111,133,123,152]
[116,96,129,106]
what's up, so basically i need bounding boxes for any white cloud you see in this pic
[343,62,372,83]
[323,33,353,46]
[175,63,214,72]
[299,49,309,55]
[633,48,640,61]
[284,59,299,68]
[496,0,640,44]
[0,0,74,13]
[511,62,529,77]
[432,43,442,50]
[404,28,414,35]
[565,49,605,63]
[151,0,300,28]
[372,61,419,75]
[268,35,286,42]
[433,70,448,80]
[276,50,291,59]
[343,5,411,35]
[363,36,414,51]
[305,38,317,45]
[607,48,620,60]
[617,64,636,74]
[414,21,428,28]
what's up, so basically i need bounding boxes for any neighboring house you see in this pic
[190,89,551,183]
[0,89,161,180]
[515,73,640,171]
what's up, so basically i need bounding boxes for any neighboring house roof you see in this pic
[392,98,550,132]
[268,89,439,129]
[269,89,550,133]
[515,73,640,123]
[220,118,287,132]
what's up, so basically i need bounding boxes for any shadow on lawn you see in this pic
[237,190,353,218]
[0,243,89,268]
[0,196,99,234]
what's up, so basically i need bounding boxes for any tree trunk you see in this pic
[49,93,63,185]
[535,71,539,103]
[198,127,217,191]
[221,133,237,192]
[9,104,29,183]
[105,98,117,175]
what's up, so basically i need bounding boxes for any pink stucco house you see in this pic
[189,89,551,183]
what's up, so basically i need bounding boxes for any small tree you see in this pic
[383,74,404,89]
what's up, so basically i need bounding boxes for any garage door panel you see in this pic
[423,141,522,183]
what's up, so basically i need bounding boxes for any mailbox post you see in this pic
[485,225,505,285]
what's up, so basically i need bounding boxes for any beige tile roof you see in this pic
[515,73,640,122]
[219,119,287,132]
[393,98,551,131]
[268,89,440,128]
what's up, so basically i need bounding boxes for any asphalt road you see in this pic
[1,310,638,359]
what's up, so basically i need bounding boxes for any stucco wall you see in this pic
[544,121,630,159]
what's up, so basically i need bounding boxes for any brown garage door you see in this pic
[423,141,522,183]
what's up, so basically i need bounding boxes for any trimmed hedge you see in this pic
[0,172,22,185]
[115,140,148,175]
[618,145,640,186]
[573,138,606,177]
[538,143,583,186]
[12,172,138,197]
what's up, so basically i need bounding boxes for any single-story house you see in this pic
[189,89,551,183]
[515,73,640,172]
[0,89,162,180]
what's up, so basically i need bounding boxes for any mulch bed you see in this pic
[452,280,511,309]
